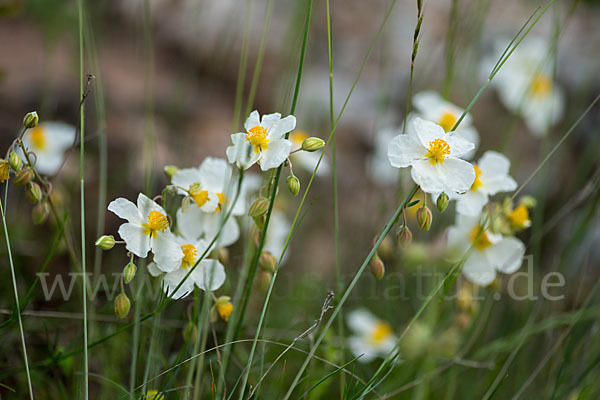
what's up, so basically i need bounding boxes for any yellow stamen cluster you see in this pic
[142,210,169,238]
[217,300,234,321]
[216,192,228,211]
[470,165,483,192]
[425,138,451,165]
[530,74,552,98]
[0,160,9,183]
[30,126,47,150]
[246,125,270,154]
[508,205,531,229]
[368,322,393,346]
[469,225,492,250]
[180,244,198,269]
[438,111,458,133]
[189,184,210,208]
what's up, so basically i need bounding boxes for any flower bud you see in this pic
[95,235,115,250]
[217,247,229,265]
[26,182,43,203]
[0,160,10,183]
[396,225,413,247]
[163,165,179,178]
[369,254,385,280]
[301,137,325,152]
[286,174,300,196]
[9,152,22,171]
[211,296,233,322]
[13,167,34,187]
[259,251,277,273]
[436,193,449,213]
[123,261,137,284]
[257,269,273,292]
[253,214,266,230]
[23,111,39,129]
[518,195,537,209]
[32,202,50,225]
[416,205,432,231]
[248,197,270,217]
[114,293,131,318]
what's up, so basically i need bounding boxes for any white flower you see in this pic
[289,130,329,176]
[108,193,183,272]
[20,122,76,175]
[347,309,397,363]
[367,127,400,185]
[487,38,565,136]
[263,210,290,260]
[177,207,240,248]
[226,110,296,171]
[447,214,525,286]
[388,118,475,194]
[436,151,517,216]
[410,91,480,159]
[148,235,226,299]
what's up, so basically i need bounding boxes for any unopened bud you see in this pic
[95,235,115,250]
[396,225,413,247]
[32,202,50,225]
[253,215,266,231]
[13,167,34,186]
[436,193,449,213]
[23,111,39,129]
[259,251,277,273]
[257,270,273,292]
[26,182,43,203]
[369,254,385,280]
[217,247,229,265]
[301,137,325,152]
[286,174,300,196]
[123,261,137,284]
[518,195,537,209]
[9,152,22,171]
[416,206,432,231]
[211,296,233,322]
[163,165,179,178]
[248,197,270,217]
[114,293,131,318]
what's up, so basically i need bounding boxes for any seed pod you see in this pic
[26,182,43,204]
[23,111,39,129]
[369,255,385,280]
[436,193,449,213]
[301,137,325,152]
[163,165,179,178]
[95,235,116,250]
[13,168,34,187]
[416,205,432,231]
[286,174,300,196]
[114,293,131,318]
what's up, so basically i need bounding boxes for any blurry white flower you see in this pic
[447,214,525,286]
[410,91,479,158]
[368,127,400,185]
[263,210,290,260]
[148,235,226,299]
[108,194,183,272]
[347,309,397,363]
[289,130,329,176]
[488,38,565,136]
[20,122,75,175]
[226,110,296,171]
[436,151,517,216]
[388,118,475,194]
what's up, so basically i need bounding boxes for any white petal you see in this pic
[439,158,476,193]
[226,132,259,170]
[118,223,150,258]
[176,206,204,241]
[446,133,475,159]
[108,198,143,224]
[244,110,261,132]
[199,191,220,213]
[347,336,378,363]
[266,115,296,139]
[453,127,479,159]
[163,269,194,299]
[192,259,226,291]
[43,122,77,150]
[462,251,496,286]
[137,193,166,222]
[488,237,525,274]
[411,160,446,194]
[446,226,470,260]
[171,168,202,195]
[413,118,446,148]
[259,139,292,171]
[387,133,423,168]
[199,157,232,192]
[347,308,378,336]
[455,191,488,217]
[147,262,163,277]
[479,151,511,177]
[151,233,184,273]
[210,215,240,247]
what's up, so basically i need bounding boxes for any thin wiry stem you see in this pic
[403,0,424,134]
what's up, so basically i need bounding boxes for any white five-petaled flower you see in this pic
[409,91,480,159]
[226,110,296,171]
[289,130,329,176]
[486,38,565,136]
[108,193,183,272]
[436,151,518,216]
[388,118,475,194]
[20,122,76,175]
[147,235,226,299]
[347,309,397,363]
[447,214,525,286]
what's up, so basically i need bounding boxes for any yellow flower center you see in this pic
[246,125,270,154]
[425,138,451,165]
[216,192,227,212]
[0,161,9,183]
[217,302,234,321]
[438,111,458,133]
[142,210,169,238]
[530,74,552,98]
[189,184,210,208]
[470,165,483,192]
[291,130,309,146]
[29,126,47,150]
[180,244,198,269]
[469,225,492,250]
[508,205,531,228]
[368,321,393,346]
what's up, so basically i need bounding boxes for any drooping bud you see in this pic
[436,193,449,213]
[26,182,43,203]
[0,160,9,183]
[257,270,273,292]
[248,197,270,217]
[416,205,432,231]
[259,251,277,273]
[23,111,39,129]
[123,261,137,284]
[95,235,115,250]
[163,165,179,178]
[32,202,50,225]
[253,215,266,230]
[369,254,385,280]
[286,174,300,196]
[210,296,233,322]
[13,167,34,187]
[301,137,325,152]
[114,293,131,318]
[9,152,22,171]
[396,225,413,247]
